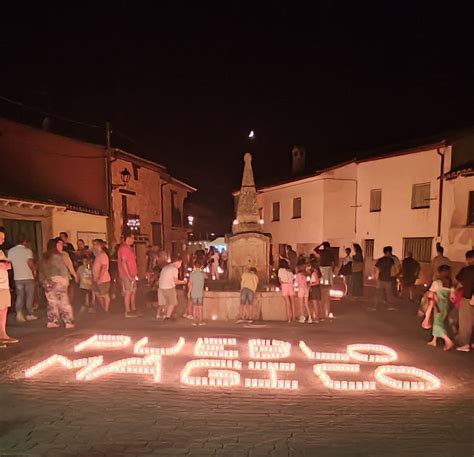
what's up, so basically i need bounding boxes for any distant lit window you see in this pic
[292,197,302,219]
[272,202,280,222]
[370,189,382,212]
[411,183,431,209]
[403,237,433,262]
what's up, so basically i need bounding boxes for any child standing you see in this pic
[309,260,322,322]
[77,258,93,313]
[278,259,296,323]
[188,261,206,326]
[427,265,454,351]
[238,267,259,323]
[295,264,311,323]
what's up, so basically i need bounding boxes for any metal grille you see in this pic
[411,183,431,209]
[403,237,433,263]
[370,189,382,212]
[364,239,374,259]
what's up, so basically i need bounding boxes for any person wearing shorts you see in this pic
[0,231,18,347]
[309,261,322,322]
[278,259,296,323]
[93,239,111,313]
[238,267,259,323]
[295,265,311,323]
[188,261,206,326]
[118,233,139,318]
[158,256,185,320]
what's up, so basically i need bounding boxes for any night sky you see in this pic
[1,3,473,234]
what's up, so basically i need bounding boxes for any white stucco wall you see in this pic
[441,172,474,261]
[357,148,443,259]
[51,211,108,247]
[256,147,473,267]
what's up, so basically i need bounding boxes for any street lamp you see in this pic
[112,168,132,189]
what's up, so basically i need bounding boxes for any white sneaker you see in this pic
[298,316,306,323]
[328,312,335,319]
[456,345,471,352]
[65,323,75,329]
[307,318,313,324]
[26,314,39,321]
[16,313,26,323]
[47,322,60,328]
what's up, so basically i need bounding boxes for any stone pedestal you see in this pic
[227,152,271,283]
[227,232,271,283]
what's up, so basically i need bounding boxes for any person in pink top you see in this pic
[117,232,139,318]
[295,264,311,323]
[92,239,111,313]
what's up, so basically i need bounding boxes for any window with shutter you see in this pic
[292,197,302,219]
[411,183,431,209]
[370,189,382,212]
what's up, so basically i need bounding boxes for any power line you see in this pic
[0,94,102,129]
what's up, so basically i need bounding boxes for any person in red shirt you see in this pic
[117,232,139,318]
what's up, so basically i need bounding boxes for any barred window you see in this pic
[272,202,280,221]
[292,197,302,219]
[403,237,433,263]
[411,183,431,209]
[370,189,382,212]
[364,239,374,259]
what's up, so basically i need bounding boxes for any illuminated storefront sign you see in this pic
[24,335,442,392]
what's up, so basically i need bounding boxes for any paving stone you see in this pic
[0,305,472,457]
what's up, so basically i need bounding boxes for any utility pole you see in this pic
[105,121,115,248]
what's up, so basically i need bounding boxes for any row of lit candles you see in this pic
[133,337,185,355]
[25,354,441,391]
[74,335,132,352]
[300,341,398,363]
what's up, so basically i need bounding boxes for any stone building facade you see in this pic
[110,149,195,276]
[257,139,473,283]
[0,118,195,276]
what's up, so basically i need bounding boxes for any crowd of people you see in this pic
[0,227,472,353]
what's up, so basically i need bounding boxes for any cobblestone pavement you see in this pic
[0,299,472,457]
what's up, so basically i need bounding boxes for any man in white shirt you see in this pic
[8,235,38,322]
[158,256,186,320]
[0,228,19,346]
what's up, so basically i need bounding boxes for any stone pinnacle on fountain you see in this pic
[233,152,262,234]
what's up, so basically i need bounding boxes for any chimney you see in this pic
[291,145,306,175]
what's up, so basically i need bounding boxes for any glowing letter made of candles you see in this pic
[346,344,397,363]
[25,355,104,379]
[194,337,239,358]
[374,365,441,391]
[180,359,242,387]
[79,355,162,382]
[133,337,185,356]
[74,335,132,352]
[299,341,351,361]
[313,363,376,391]
[245,361,298,389]
[248,339,291,359]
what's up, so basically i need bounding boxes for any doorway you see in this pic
[2,219,43,259]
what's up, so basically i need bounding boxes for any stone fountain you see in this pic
[226,153,271,283]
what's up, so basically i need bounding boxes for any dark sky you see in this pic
[1,2,473,233]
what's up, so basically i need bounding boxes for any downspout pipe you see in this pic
[160,181,169,251]
[437,144,446,238]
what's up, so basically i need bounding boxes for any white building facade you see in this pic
[257,142,473,281]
